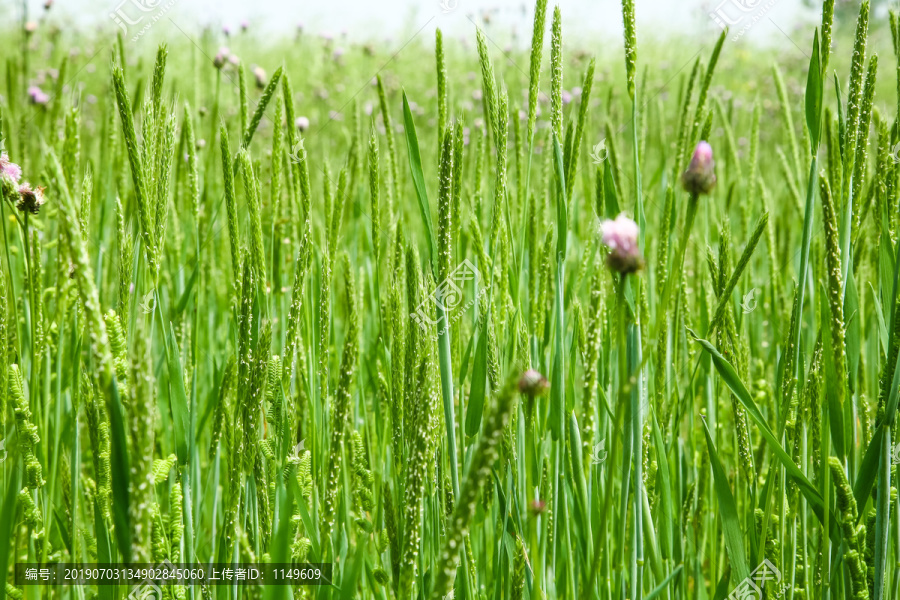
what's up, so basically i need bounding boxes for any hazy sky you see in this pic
[24,0,815,45]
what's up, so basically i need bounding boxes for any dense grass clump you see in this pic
[2,0,900,598]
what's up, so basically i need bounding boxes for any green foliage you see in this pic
[0,3,896,598]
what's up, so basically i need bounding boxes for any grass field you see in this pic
[1,0,900,598]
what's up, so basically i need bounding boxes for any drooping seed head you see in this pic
[681,141,716,195]
[16,183,46,214]
[600,213,644,273]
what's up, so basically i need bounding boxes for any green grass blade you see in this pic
[402,91,437,275]
[701,416,749,582]
[691,332,826,522]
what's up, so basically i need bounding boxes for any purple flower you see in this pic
[27,86,49,105]
[0,154,22,184]
[600,214,644,273]
[16,183,46,214]
[222,24,231,36]
[681,141,716,195]
[240,19,249,32]
[295,116,310,131]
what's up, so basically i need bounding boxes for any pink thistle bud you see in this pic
[213,47,229,69]
[253,66,267,89]
[0,154,22,184]
[16,183,46,214]
[240,19,249,31]
[681,141,716,195]
[528,500,547,516]
[519,369,549,396]
[27,86,49,105]
[600,214,644,274]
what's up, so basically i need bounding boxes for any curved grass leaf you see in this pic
[690,332,826,522]
[701,417,750,583]
[805,29,823,149]
[402,90,437,275]
[165,322,191,465]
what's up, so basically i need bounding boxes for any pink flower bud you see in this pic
[681,141,716,195]
[213,47,229,69]
[0,154,22,184]
[519,369,549,396]
[253,66,267,89]
[600,214,644,274]
[528,500,547,516]
[28,86,49,105]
